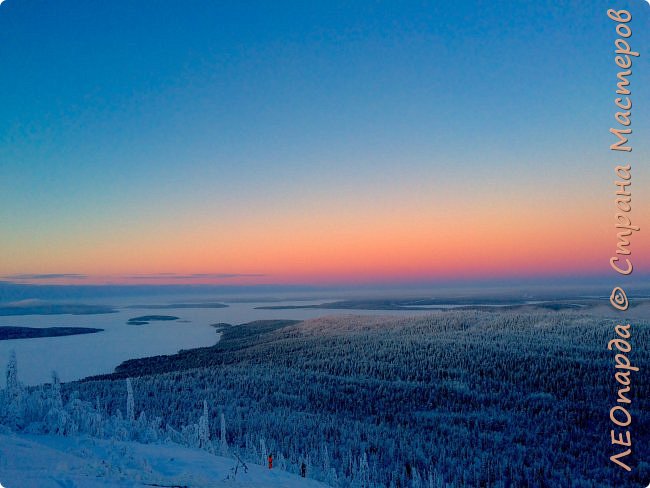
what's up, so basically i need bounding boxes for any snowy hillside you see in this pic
[2,312,649,486]
[0,432,330,488]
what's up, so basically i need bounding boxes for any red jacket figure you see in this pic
[268,454,273,469]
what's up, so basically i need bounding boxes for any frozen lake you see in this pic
[0,297,433,386]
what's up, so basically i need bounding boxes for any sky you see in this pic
[1,0,649,286]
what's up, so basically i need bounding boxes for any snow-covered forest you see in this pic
[1,311,649,487]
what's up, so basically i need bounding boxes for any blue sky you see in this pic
[1,0,649,284]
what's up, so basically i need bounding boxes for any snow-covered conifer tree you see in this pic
[126,378,135,422]
[198,400,210,448]
[411,467,423,488]
[6,350,18,392]
[51,371,63,409]
[45,370,69,435]
[259,437,267,465]
[359,452,370,488]
[4,350,24,428]
[220,412,229,455]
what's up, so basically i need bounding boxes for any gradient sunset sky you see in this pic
[1,0,649,286]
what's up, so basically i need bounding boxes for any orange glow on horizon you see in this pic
[5,190,647,286]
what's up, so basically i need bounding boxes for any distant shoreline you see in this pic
[0,303,117,316]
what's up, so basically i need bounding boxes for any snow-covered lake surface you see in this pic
[0,296,434,387]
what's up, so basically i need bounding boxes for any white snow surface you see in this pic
[0,432,329,488]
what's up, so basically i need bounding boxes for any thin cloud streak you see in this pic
[2,272,267,285]
[5,273,88,280]
[124,273,267,280]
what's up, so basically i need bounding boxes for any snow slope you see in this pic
[0,432,330,488]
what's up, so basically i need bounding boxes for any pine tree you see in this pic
[45,370,68,435]
[359,452,370,488]
[4,350,24,428]
[126,378,135,422]
[411,467,423,488]
[220,412,229,456]
[6,350,18,392]
[259,437,268,465]
[198,400,210,448]
[51,371,63,409]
